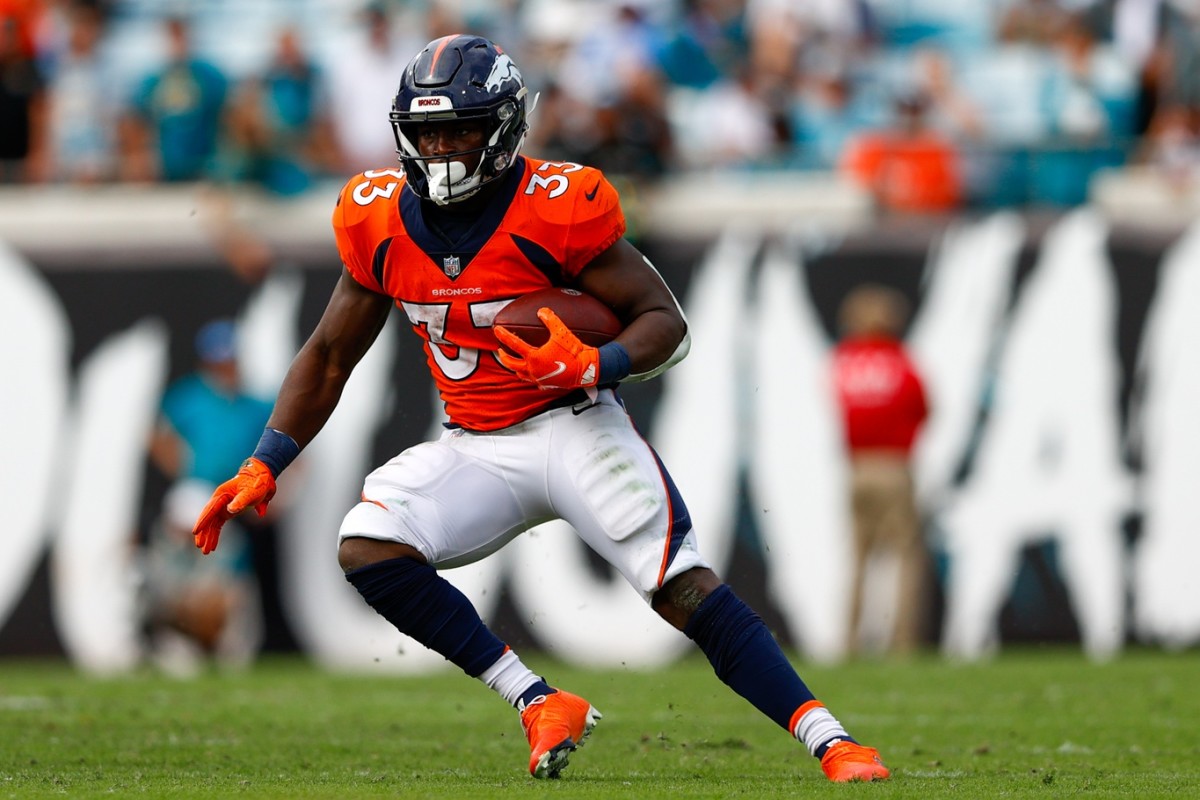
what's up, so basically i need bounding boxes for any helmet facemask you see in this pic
[391,95,527,205]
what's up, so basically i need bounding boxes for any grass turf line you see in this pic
[0,647,1197,799]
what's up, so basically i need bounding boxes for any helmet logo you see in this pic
[484,54,522,93]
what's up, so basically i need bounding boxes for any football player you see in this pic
[192,34,889,783]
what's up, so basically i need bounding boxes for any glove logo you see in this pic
[536,361,567,382]
[581,363,596,385]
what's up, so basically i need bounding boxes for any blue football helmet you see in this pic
[390,35,529,205]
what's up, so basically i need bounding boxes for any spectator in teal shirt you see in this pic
[216,26,338,195]
[145,319,270,675]
[154,319,273,485]
[124,16,227,182]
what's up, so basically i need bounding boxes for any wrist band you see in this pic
[252,427,301,477]
[598,341,632,384]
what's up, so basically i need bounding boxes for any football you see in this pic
[493,287,622,349]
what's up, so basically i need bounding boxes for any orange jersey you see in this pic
[332,157,626,431]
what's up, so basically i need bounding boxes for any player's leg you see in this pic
[336,437,598,778]
[338,537,515,682]
[654,567,889,781]
[548,394,888,782]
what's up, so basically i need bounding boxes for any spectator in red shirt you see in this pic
[832,284,930,657]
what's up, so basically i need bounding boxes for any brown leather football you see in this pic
[493,287,622,348]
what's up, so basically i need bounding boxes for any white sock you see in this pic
[478,649,541,707]
[793,703,851,757]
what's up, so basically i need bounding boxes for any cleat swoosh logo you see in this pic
[536,361,567,382]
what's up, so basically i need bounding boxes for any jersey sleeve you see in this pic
[331,174,389,295]
[562,170,626,278]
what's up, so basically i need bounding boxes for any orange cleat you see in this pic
[519,689,602,779]
[820,740,891,782]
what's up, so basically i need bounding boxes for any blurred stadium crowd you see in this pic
[1,0,1199,210]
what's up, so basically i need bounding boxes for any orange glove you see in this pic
[192,457,276,555]
[495,307,600,389]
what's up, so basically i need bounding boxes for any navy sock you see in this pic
[683,584,817,731]
[345,556,506,677]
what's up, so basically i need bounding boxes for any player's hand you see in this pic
[495,307,601,389]
[192,458,276,555]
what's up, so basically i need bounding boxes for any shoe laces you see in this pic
[519,694,553,739]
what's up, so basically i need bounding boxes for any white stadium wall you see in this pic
[1,184,1198,672]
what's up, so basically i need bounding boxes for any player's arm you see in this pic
[266,268,393,446]
[192,268,392,553]
[576,238,689,382]
[494,238,689,389]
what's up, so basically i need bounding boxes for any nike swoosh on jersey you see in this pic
[585,183,599,201]
[536,361,568,381]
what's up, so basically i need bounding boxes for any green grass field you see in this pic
[1,647,1197,799]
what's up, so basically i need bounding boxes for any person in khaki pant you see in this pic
[832,285,930,657]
